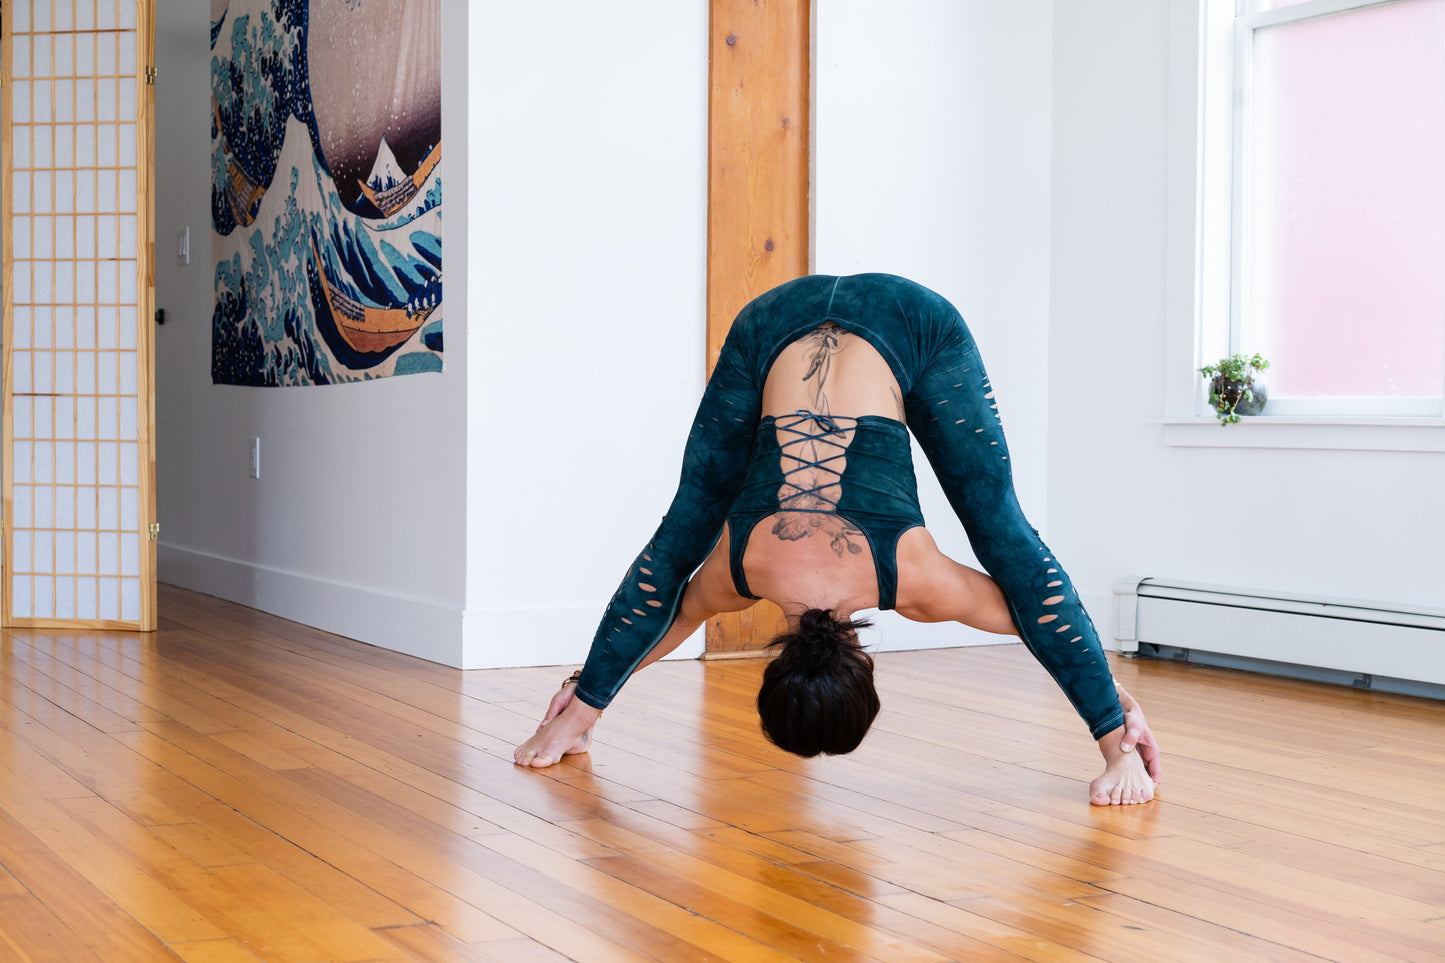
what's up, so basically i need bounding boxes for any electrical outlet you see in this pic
[249,437,260,479]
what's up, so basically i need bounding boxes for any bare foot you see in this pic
[1090,746,1156,805]
[514,698,600,768]
[1090,722,1159,806]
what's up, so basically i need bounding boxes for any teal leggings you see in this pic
[572,274,1124,740]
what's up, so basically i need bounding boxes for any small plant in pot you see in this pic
[1199,352,1270,425]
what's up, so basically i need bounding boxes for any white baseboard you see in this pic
[159,542,466,666]
[159,542,707,670]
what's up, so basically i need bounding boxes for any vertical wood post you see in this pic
[704,0,810,656]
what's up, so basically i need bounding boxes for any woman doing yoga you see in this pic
[514,274,1161,805]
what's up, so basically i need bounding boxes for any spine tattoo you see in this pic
[771,325,866,558]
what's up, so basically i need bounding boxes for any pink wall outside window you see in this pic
[1245,0,1445,398]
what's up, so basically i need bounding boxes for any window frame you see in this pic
[1162,0,1445,448]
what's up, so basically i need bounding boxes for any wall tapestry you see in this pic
[210,0,442,386]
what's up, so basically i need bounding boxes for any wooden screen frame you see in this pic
[704,0,810,656]
[1,0,158,630]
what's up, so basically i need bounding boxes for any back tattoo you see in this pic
[772,325,866,558]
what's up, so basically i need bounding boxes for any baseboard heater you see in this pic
[1114,577,1445,701]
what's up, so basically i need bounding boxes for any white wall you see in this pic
[1047,0,1445,639]
[155,0,470,663]
[155,1,709,668]
[814,0,1055,649]
[462,3,709,667]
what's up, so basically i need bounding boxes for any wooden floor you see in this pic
[1,586,1443,962]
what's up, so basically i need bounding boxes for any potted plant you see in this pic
[1199,352,1270,425]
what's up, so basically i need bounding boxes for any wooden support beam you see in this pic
[705,0,810,656]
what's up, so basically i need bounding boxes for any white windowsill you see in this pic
[1159,416,1445,452]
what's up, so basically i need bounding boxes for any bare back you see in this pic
[738,325,908,613]
[761,323,904,421]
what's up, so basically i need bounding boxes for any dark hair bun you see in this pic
[756,608,880,758]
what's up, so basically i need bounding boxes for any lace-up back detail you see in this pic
[724,409,924,611]
[774,410,858,514]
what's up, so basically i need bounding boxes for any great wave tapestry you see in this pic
[211,0,442,386]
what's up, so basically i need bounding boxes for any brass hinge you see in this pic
[144,65,158,85]
[148,522,160,541]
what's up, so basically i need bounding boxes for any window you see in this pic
[1209,0,1445,418]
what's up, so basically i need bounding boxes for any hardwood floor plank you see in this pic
[1,793,225,944]
[962,891,1266,963]
[4,636,154,733]
[0,866,111,963]
[1068,891,1346,963]
[464,937,573,963]
[0,722,98,801]
[1098,863,1439,962]
[476,834,807,963]
[157,862,400,963]
[375,923,497,963]
[109,727,513,942]
[586,853,913,963]
[556,819,952,961]
[871,890,1098,962]
[574,819,1042,961]
[166,939,266,963]
[0,808,181,962]
[16,631,233,736]
[184,801,424,930]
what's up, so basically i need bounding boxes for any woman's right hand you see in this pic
[516,680,601,768]
[1115,682,1162,784]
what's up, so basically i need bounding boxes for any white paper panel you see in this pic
[34,576,54,620]
[8,1,148,626]
[121,580,140,622]
[14,220,32,259]
[13,577,33,619]
[13,32,32,75]
[14,397,33,439]
[57,578,76,617]
[57,529,75,571]
[78,578,97,620]
[14,127,32,167]
[56,125,74,165]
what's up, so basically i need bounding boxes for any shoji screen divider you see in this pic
[3,0,156,630]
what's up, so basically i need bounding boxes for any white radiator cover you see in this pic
[1114,577,1445,687]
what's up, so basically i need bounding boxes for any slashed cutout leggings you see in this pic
[572,274,1124,740]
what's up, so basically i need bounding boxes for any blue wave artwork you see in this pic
[211,0,442,386]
